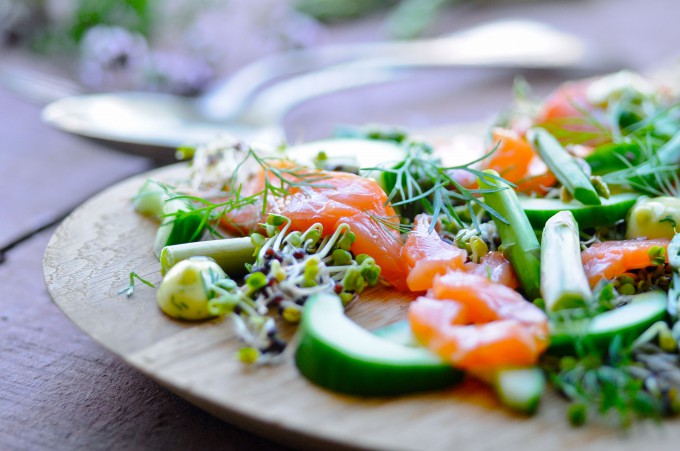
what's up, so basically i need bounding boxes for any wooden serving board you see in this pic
[44,164,680,451]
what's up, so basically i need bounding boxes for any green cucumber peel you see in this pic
[295,294,463,397]
[549,291,668,353]
[374,320,544,414]
[519,192,639,230]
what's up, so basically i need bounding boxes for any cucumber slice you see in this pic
[133,179,168,217]
[374,320,544,414]
[520,192,639,229]
[371,318,418,346]
[492,367,545,415]
[295,294,463,396]
[549,291,668,352]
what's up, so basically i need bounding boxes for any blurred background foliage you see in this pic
[0,0,518,95]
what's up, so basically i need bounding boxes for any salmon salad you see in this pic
[130,70,680,427]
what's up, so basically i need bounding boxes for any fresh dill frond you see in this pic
[366,141,511,232]
[118,272,156,297]
[233,149,332,216]
[159,147,335,239]
[602,137,680,197]
[365,210,412,237]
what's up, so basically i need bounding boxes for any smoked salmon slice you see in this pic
[581,238,670,286]
[464,251,519,289]
[400,215,467,292]
[220,161,409,290]
[480,128,556,194]
[408,271,549,371]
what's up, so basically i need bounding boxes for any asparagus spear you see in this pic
[527,127,602,206]
[478,170,541,300]
[160,237,256,276]
[540,211,593,311]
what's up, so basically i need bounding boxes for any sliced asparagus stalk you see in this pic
[479,170,541,300]
[160,237,256,276]
[540,211,593,311]
[528,127,601,206]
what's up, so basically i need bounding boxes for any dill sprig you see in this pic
[365,210,412,233]
[603,132,680,197]
[160,148,333,239]
[118,272,156,297]
[365,141,512,232]
[231,149,332,216]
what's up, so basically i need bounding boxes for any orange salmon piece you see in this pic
[337,213,407,291]
[582,238,670,286]
[536,80,593,125]
[409,272,549,371]
[276,195,360,233]
[219,159,304,235]
[481,128,556,194]
[535,79,609,146]
[464,251,519,289]
[400,215,467,292]
[220,162,409,290]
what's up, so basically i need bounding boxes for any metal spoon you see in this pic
[40,19,613,162]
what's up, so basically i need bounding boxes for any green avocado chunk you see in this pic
[520,192,639,229]
[294,293,463,396]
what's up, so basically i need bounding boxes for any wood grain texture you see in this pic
[0,228,289,451]
[44,164,680,451]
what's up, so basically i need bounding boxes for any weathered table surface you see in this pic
[2,0,680,449]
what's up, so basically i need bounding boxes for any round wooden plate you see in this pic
[44,163,679,450]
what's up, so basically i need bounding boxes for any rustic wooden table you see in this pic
[2,1,680,449]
